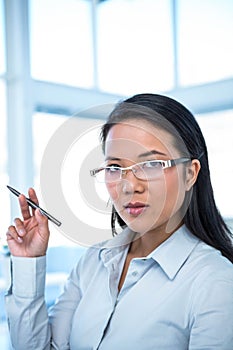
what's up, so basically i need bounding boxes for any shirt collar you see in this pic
[99,225,200,279]
[148,225,200,280]
[98,227,136,264]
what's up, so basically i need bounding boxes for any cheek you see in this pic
[164,169,186,208]
[106,183,119,201]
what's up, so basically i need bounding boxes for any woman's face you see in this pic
[104,119,198,235]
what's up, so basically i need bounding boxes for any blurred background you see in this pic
[0,0,233,347]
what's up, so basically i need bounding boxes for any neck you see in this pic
[129,221,183,257]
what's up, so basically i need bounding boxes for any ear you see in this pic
[185,159,201,191]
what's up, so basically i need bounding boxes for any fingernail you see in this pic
[17,236,23,243]
[19,229,25,236]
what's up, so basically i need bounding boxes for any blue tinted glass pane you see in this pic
[196,110,233,219]
[178,0,233,86]
[30,0,93,88]
[0,0,5,74]
[97,0,174,95]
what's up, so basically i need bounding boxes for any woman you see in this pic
[6,94,233,349]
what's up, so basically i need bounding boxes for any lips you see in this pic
[124,202,149,216]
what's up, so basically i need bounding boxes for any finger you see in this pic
[6,225,23,244]
[19,194,31,220]
[14,218,26,237]
[28,188,39,205]
[28,187,39,215]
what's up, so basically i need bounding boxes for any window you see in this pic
[96,0,174,95]
[177,0,233,86]
[0,81,10,246]
[30,0,93,88]
[0,0,5,75]
[196,109,233,219]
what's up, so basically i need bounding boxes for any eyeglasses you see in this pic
[90,157,190,183]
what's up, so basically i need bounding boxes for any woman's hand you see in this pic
[6,188,50,257]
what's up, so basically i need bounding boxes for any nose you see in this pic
[122,178,134,194]
[121,170,145,194]
[122,167,138,180]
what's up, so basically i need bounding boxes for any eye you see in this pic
[142,160,163,169]
[105,164,121,173]
[107,163,121,168]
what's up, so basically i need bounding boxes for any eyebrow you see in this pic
[105,150,167,161]
[138,150,167,158]
[105,156,122,161]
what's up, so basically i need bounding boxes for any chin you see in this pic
[124,217,158,235]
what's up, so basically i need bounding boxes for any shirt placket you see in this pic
[117,257,154,302]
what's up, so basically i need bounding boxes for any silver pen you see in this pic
[7,185,62,227]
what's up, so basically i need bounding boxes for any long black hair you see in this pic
[101,93,233,263]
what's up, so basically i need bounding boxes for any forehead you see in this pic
[105,120,178,159]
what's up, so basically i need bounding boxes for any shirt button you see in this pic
[132,271,138,277]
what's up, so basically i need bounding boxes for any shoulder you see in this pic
[175,228,233,293]
[188,241,233,309]
[191,240,233,279]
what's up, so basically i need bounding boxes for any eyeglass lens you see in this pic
[97,161,164,183]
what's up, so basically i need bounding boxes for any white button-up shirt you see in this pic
[5,225,233,349]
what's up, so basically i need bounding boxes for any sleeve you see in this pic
[189,268,233,349]
[48,264,82,349]
[5,255,83,350]
[5,256,51,350]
